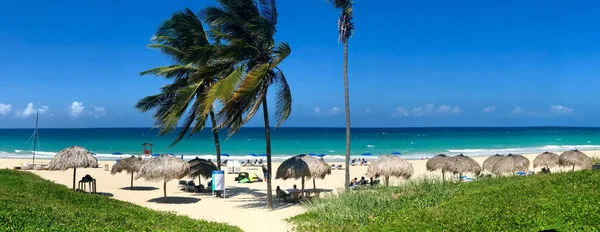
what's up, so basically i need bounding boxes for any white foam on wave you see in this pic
[447,145,600,156]
[367,145,375,148]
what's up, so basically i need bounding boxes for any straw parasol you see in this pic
[533,152,560,169]
[426,154,450,180]
[188,157,217,184]
[445,154,481,182]
[482,154,504,173]
[509,154,530,171]
[137,154,190,197]
[111,155,144,187]
[366,155,413,186]
[276,154,332,194]
[48,146,98,190]
[490,154,530,176]
[559,149,592,171]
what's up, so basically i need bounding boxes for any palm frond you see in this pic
[139,64,196,79]
[273,69,292,127]
[154,83,203,136]
[147,44,187,62]
[327,0,352,9]
[258,0,278,26]
[271,42,291,68]
[338,7,355,43]
[201,65,245,117]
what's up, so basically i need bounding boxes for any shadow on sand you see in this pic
[120,186,159,191]
[148,196,201,204]
[217,186,297,211]
[97,192,114,197]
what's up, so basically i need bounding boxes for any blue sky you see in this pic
[1,0,599,128]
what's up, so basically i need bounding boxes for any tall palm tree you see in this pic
[201,0,292,209]
[327,0,355,190]
[135,9,232,170]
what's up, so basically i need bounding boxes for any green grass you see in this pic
[0,169,241,232]
[289,171,600,231]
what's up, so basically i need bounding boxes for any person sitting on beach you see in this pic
[369,177,374,186]
[276,186,289,201]
[258,159,263,165]
[360,176,368,185]
[262,165,268,181]
[349,177,359,187]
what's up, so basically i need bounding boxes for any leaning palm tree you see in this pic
[202,0,292,209]
[327,0,355,192]
[135,8,229,171]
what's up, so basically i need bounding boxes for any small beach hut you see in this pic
[533,152,560,169]
[482,154,504,173]
[110,155,144,187]
[366,155,413,186]
[446,154,481,182]
[137,154,190,197]
[48,146,98,190]
[188,157,217,184]
[426,154,450,180]
[559,150,592,171]
[276,154,332,195]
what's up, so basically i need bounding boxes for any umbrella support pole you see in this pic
[301,177,305,197]
[572,165,575,171]
[163,181,166,198]
[385,176,389,186]
[459,173,463,182]
[442,172,445,182]
[130,173,134,187]
[72,168,77,190]
[313,178,316,190]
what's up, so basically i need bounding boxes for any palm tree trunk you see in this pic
[343,41,351,191]
[262,97,273,209]
[210,110,222,170]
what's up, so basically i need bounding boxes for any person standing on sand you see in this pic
[262,165,268,181]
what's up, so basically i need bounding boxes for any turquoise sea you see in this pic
[2,127,600,161]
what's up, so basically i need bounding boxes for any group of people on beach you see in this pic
[349,176,378,187]
[242,159,263,166]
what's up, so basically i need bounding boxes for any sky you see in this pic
[1,0,600,128]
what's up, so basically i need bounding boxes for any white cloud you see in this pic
[38,106,49,114]
[394,104,461,117]
[550,105,574,115]
[92,106,107,118]
[15,103,51,118]
[312,106,341,116]
[483,106,496,113]
[393,107,409,117]
[512,106,524,114]
[0,103,12,115]
[365,109,372,114]
[21,103,36,118]
[69,101,84,117]
[329,107,340,114]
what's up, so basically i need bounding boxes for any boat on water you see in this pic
[20,113,46,170]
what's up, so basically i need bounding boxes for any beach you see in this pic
[2,150,599,232]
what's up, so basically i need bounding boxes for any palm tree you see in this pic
[135,9,232,170]
[327,0,355,190]
[201,0,292,209]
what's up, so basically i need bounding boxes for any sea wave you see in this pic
[447,145,600,156]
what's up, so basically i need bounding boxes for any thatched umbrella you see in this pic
[276,154,332,195]
[366,155,413,186]
[446,154,481,182]
[426,154,450,180]
[490,154,530,176]
[110,155,144,187]
[48,146,98,190]
[559,150,592,171]
[533,152,560,169]
[482,154,504,173]
[188,157,217,184]
[137,154,190,197]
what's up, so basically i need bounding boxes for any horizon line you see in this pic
[1,126,600,130]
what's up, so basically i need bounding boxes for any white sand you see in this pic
[2,150,599,232]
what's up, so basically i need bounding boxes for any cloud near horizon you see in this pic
[393,104,462,117]
[69,101,84,117]
[0,103,12,116]
[483,106,496,113]
[550,105,574,115]
[313,106,341,116]
[14,103,50,118]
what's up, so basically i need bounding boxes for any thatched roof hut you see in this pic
[483,154,504,172]
[426,154,450,179]
[111,156,144,188]
[366,155,413,186]
[137,154,190,197]
[445,154,481,181]
[276,154,332,193]
[509,154,530,171]
[559,150,592,171]
[188,157,217,184]
[533,152,560,169]
[48,146,98,190]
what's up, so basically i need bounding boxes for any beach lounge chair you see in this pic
[337,165,343,170]
[331,164,337,170]
[516,171,526,176]
[227,162,234,174]
[186,181,196,192]
[233,161,241,174]
[178,180,187,191]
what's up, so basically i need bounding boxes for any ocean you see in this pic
[2,127,600,161]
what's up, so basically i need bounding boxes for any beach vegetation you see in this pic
[326,0,355,191]
[0,170,241,231]
[289,170,600,231]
